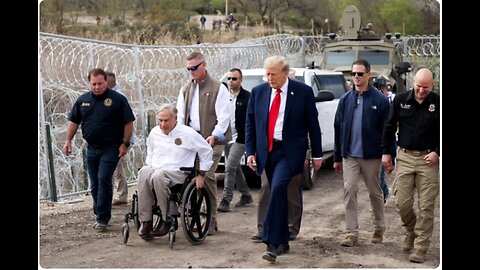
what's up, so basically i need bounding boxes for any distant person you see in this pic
[373,75,397,204]
[217,68,253,212]
[246,55,323,262]
[333,59,390,247]
[200,15,206,30]
[381,68,439,263]
[136,104,213,240]
[106,71,129,206]
[346,79,353,91]
[176,51,231,235]
[63,68,135,232]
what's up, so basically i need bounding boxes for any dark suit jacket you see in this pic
[245,79,322,176]
[234,87,250,144]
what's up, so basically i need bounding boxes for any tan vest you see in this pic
[182,73,231,143]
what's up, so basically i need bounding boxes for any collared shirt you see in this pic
[145,124,213,171]
[269,79,289,141]
[177,83,230,138]
[382,90,440,155]
[229,91,238,143]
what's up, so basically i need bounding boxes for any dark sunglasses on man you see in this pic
[227,77,238,81]
[350,72,365,77]
[186,61,204,71]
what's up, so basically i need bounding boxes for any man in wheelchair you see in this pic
[137,104,213,240]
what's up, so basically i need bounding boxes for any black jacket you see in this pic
[234,87,250,144]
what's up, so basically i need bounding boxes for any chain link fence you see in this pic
[39,33,439,201]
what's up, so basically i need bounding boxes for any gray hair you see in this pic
[158,103,178,117]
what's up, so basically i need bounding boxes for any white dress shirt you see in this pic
[177,83,230,138]
[145,124,213,171]
[269,79,289,141]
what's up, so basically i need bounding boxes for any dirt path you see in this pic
[39,168,440,268]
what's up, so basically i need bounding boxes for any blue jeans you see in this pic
[380,143,397,200]
[222,142,250,202]
[87,145,120,225]
[379,165,389,200]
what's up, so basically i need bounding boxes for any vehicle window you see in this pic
[358,50,390,65]
[325,50,356,66]
[314,75,347,99]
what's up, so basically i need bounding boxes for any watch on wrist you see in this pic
[122,141,130,147]
[198,170,206,176]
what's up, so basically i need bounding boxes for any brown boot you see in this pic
[409,248,426,263]
[341,235,358,247]
[403,232,416,251]
[138,221,153,240]
[371,228,384,244]
[151,219,171,237]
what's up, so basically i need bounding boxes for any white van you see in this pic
[218,67,348,189]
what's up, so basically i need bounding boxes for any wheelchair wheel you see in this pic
[122,223,130,244]
[180,181,212,245]
[132,192,140,230]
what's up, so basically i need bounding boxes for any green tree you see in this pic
[381,0,422,35]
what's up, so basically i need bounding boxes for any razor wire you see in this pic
[39,32,439,201]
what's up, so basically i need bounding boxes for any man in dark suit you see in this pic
[246,56,323,262]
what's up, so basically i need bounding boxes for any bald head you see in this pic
[413,68,434,102]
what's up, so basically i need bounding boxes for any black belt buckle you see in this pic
[272,139,283,148]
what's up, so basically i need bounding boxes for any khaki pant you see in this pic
[393,149,439,251]
[343,157,385,235]
[204,144,225,220]
[113,157,128,201]
[257,171,303,234]
[136,166,186,221]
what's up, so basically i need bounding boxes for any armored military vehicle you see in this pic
[320,5,412,93]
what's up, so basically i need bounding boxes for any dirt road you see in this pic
[39,168,440,268]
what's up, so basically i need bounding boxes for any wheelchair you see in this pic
[121,167,212,248]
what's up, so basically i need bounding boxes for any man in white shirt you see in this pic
[176,51,231,235]
[136,104,213,240]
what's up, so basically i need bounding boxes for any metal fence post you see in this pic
[45,123,58,202]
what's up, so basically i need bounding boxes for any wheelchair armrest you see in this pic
[179,167,195,173]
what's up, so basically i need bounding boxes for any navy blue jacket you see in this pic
[246,79,322,176]
[334,85,390,162]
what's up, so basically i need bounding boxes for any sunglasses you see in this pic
[227,77,238,81]
[186,61,204,71]
[350,72,365,77]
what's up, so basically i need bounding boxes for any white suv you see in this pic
[218,67,348,189]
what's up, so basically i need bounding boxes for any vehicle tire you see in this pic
[302,149,314,190]
[302,159,314,190]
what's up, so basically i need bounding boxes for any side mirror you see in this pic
[316,90,335,102]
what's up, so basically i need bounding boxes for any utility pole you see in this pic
[225,0,228,16]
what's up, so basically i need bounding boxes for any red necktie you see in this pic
[268,89,282,152]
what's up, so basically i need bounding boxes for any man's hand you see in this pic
[63,141,72,156]
[118,144,129,157]
[313,159,323,172]
[382,154,394,174]
[206,135,216,147]
[194,175,205,189]
[334,162,343,173]
[247,155,257,171]
[424,151,439,166]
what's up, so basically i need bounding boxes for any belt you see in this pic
[272,139,283,149]
[399,147,431,156]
